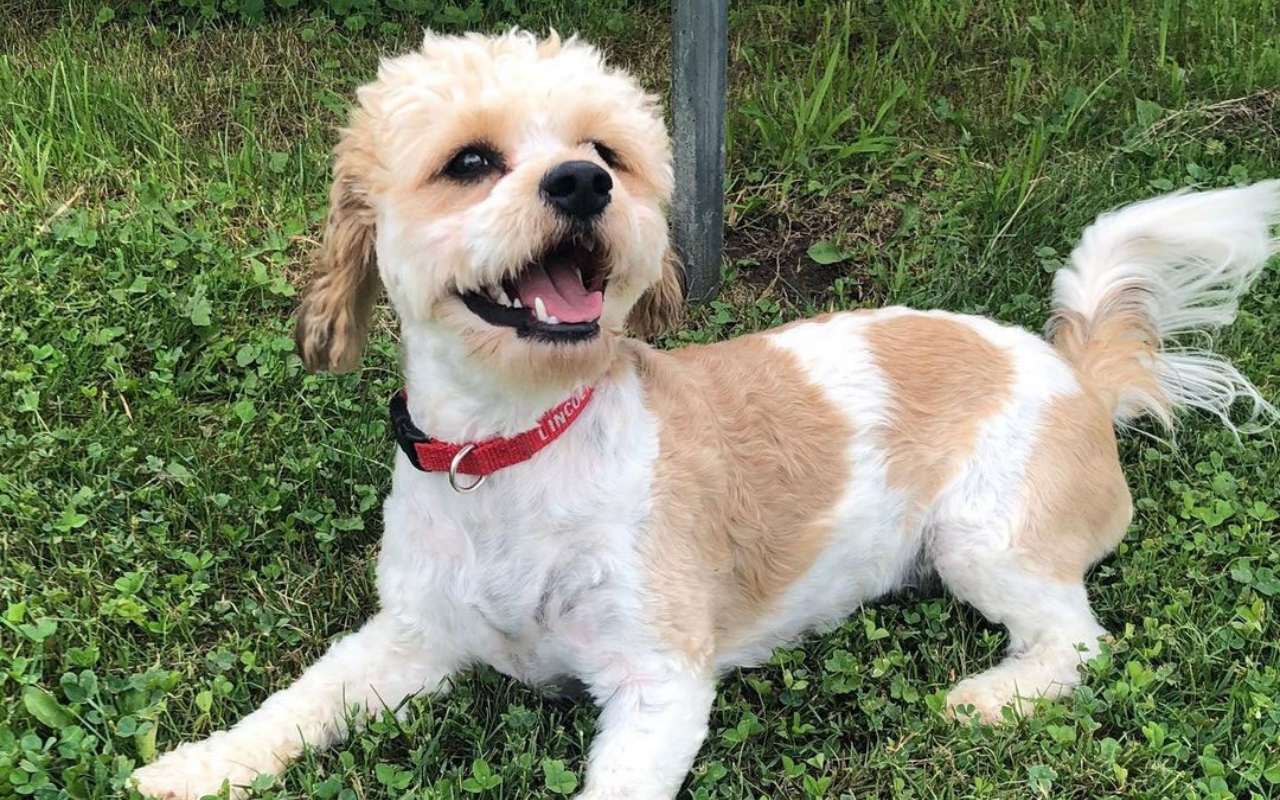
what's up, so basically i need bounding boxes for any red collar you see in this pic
[389,386,594,489]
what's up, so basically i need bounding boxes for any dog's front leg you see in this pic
[131,610,459,799]
[578,668,716,800]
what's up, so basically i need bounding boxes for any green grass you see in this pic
[3,1,1280,798]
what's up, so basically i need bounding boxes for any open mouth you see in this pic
[460,236,606,342]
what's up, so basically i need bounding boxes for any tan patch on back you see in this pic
[866,315,1015,506]
[628,334,853,666]
[1016,392,1132,582]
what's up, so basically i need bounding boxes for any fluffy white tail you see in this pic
[1049,180,1280,431]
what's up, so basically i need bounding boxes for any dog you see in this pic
[131,29,1279,800]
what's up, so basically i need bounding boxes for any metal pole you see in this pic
[671,0,728,303]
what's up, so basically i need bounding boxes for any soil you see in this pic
[722,193,903,311]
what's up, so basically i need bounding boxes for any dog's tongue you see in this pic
[515,254,603,323]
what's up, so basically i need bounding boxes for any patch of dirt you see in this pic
[1205,89,1280,138]
[1138,89,1280,151]
[724,212,843,304]
[721,192,904,311]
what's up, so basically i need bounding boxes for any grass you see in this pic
[2,1,1279,798]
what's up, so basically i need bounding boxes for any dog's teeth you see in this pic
[487,286,502,303]
[496,287,512,307]
[547,314,560,324]
[534,296,548,322]
[513,298,523,309]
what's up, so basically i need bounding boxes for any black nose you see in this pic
[540,160,612,220]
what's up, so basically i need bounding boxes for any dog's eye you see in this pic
[588,140,623,170]
[443,145,501,181]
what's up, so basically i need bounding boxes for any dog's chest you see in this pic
[466,526,611,631]
[379,469,651,689]
[449,517,635,686]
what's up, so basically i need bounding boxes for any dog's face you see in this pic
[294,31,682,388]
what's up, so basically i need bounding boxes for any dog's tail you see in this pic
[1048,180,1280,432]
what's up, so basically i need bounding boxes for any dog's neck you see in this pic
[399,322,611,443]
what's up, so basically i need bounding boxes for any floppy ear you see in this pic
[627,246,686,339]
[294,117,382,373]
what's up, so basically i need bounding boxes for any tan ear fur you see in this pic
[627,246,686,340]
[294,112,382,373]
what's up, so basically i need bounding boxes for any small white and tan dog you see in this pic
[133,30,1279,800]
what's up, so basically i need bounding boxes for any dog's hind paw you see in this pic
[945,674,1032,724]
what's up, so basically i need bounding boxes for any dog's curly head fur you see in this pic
[295,30,683,388]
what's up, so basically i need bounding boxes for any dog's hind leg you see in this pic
[131,610,459,799]
[936,537,1111,723]
[935,392,1132,723]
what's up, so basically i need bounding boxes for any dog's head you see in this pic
[294,30,683,388]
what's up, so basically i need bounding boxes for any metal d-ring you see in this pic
[448,444,486,493]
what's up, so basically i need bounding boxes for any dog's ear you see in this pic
[627,245,686,339]
[295,114,382,373]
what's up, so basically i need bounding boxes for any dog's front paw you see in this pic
[131,733,266,799]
